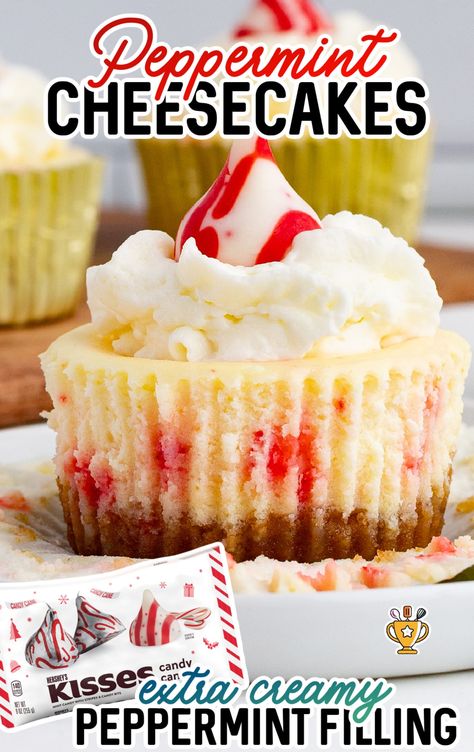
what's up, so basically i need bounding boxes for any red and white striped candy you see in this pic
[175,137,320,266]
[74,596,125,655]
[25,607,78,670]
[233,0,331,37]
[172,606,211,630]
[0,659,14,729]
[129,590,211,647]
[207,546,246,683]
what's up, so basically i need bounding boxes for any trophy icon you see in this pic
[386,606,430,655]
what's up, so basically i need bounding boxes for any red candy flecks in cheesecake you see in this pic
[175,136,320,266]
[248,414,320,506]
[63,451,114,509]
[233,0,331,38]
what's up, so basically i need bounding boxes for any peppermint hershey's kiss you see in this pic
[74,595,125,654]
[175,136,321,266]
[25,606,79,670]
[129,590,182,647]
[129,589,211,647]
[233,0,331,37]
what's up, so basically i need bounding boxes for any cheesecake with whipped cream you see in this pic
[41,138,470,561]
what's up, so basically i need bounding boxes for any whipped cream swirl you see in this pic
[87,212,441,362]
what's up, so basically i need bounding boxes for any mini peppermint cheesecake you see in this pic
[42,138,470,562]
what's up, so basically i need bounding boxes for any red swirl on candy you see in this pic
[233,0,331,37]
[74,596,125,654]
[175,137,321,266]
[129,589,211,647]
[25,607,78,670]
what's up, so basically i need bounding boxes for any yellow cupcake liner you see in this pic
[136,132,431,244]
[0,157,103,326]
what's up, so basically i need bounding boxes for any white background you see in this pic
[1,0,473,216]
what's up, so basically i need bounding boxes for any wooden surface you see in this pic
[1,211,474,429]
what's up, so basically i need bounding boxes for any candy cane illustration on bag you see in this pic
[129,590,211,647]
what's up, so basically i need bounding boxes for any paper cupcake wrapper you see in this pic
[136,133,431,243]
[42,326,469,562]
[0,157,103,325]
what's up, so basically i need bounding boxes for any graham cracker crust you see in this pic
[58,479,450,563]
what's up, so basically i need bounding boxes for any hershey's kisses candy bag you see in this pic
[0,543,246,729]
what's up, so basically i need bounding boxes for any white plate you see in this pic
[1,422,474,679]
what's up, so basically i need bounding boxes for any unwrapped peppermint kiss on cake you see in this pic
[175,136,320,266]
[41,137,470,562]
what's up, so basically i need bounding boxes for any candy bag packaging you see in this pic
[0,543,247,730]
